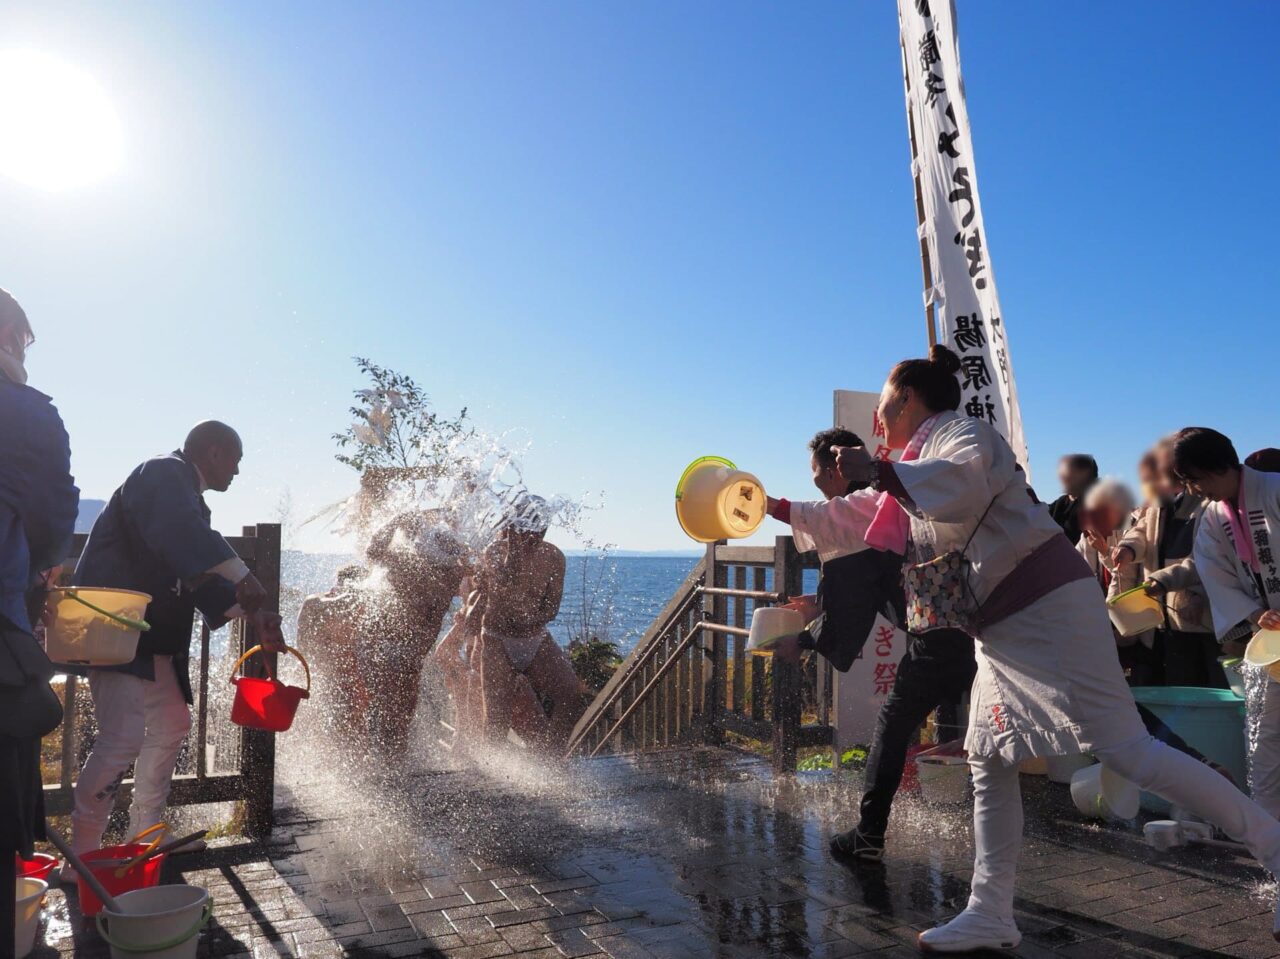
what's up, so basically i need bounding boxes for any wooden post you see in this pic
[771,536,804,773]
[702,541,727,745]
[242,523,281,841]
[900,36,937,349]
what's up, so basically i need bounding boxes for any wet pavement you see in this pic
[35,746,1280,958]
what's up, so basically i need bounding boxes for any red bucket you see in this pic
[229,644,310,732]
[15,852,58,882]
[77,825,167,917]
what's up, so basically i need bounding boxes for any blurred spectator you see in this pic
[1048,453,1098,547]
[1112,445,1220,687]
[1077,478,1156,683]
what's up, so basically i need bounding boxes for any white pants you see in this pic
[968,733,1280,922]
[70,657,191,854]
[1254,677,1280,819]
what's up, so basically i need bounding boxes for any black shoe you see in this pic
[829,828,884,862]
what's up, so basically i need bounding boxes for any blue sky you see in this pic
[2,2,1275,552]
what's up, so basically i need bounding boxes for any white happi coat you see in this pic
[1194,466,1280,639]
[791,411,1145,762]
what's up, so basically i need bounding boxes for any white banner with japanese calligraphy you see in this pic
[898,0,1029,471]
[833,613,907,757]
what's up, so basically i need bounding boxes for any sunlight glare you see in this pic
[0,50,123,191]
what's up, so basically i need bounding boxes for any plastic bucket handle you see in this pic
[112,824,168,878]
[1107,585,1149,607]
[229,644,311,693]
[63,589,151,632]
[96,898,213,954]
[674,456,736,502]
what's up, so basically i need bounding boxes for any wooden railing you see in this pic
[43,524,282,840]
[567,536,832,772]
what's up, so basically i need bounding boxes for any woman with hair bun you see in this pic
[791,344,1280,952]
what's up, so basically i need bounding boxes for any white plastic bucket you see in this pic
[1245,629,1280,668]
[1070,763,1140,820]
[15,876,46,959]
[45,587,151,667]
[1045,753,1095,784]
[1143,820,1183,852]
[746,607,804,653]
[1106,586,1163,638]
[96,885,212,959]
[915,755,969,804]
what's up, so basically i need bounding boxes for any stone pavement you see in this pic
[36,746,1280,958]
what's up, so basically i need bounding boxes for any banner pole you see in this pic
[899,36,937,349]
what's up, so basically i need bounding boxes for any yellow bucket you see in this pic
[675,457,766,543]
[1106,585,1163,638]
[45,587,151,667]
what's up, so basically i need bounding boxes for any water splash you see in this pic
[1244,661,1269,794]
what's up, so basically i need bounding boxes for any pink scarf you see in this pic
[1223,471,1259,574]
[864,413,942,553]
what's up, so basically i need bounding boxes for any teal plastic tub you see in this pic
[1131,686,1248,814]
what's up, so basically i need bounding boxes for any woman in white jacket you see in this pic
[797,345,1280,953]
[1175,428,1280,817]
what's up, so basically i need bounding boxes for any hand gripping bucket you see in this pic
[675,456,767,543]
[97,884,212,959]
[15,876,47,959]
[229,645,310,732]
[44,587,151,667]
[78,824,168,917]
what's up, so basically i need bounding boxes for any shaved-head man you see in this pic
[66,423,283,864]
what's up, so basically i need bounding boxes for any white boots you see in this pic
[917,908,1022,954]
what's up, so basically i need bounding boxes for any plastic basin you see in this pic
[15,876,46,959]
[1131,686,1247,813]
[1106,586,1163,638]
[45,587,150,667]
[78,842,166,917]
[97,884,212,959]
[15,852,58,883]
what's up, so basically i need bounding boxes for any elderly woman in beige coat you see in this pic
[1112,448,1230,688]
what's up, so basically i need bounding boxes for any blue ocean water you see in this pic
[281,551,817,656]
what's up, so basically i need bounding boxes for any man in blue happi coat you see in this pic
[69,421,281,856]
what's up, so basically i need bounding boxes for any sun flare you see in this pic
[0,50,123,192]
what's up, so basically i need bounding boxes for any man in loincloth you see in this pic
[460,495,584,749]
[299,510,468,753]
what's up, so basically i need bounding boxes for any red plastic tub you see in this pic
[229,644,310,732]
[77,825,167,917]
[15,852,58,883]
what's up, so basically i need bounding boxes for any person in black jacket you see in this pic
[67,422,283,860]
[0,289,79,952]
[1047,453,1099,547]
[766,428,975,863]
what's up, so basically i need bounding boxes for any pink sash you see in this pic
[1223,472,1259,574]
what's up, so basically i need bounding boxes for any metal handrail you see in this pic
[587,621,708,757]
[565,561,706,755]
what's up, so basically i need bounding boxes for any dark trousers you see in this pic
[1161,630,1228,689]
[856,629,977,837]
